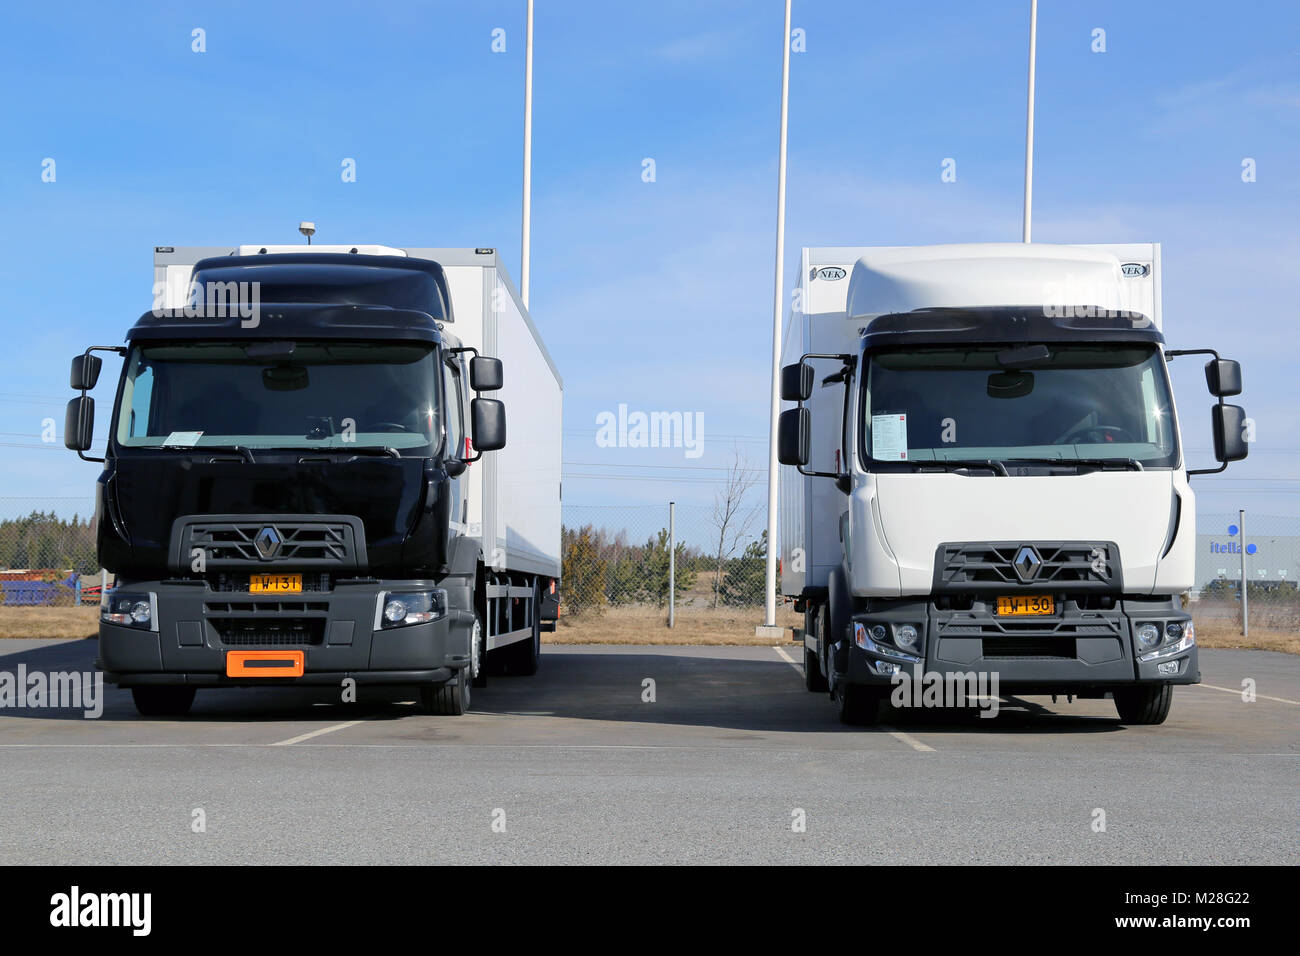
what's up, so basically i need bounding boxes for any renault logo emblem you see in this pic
[1013,545,1042,582]
[254,526,282,560]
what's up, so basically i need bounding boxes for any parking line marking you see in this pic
[271,720,366,746]
[772,647,936,752]
[1192,683,1300,706]
[881,726,936,752]
[773,646,801,670]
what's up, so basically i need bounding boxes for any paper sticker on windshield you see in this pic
[161,431,203,448]
[871,414,907,461]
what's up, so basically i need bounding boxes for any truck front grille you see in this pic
[933,541,1120,593]
[171,515,367,570]
[211,618,325,646]
[982,636,1077,659]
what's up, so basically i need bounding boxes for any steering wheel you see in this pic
[1058,423,1135,445]
[365,422,410,433]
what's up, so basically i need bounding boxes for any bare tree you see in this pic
[709,447,760,607]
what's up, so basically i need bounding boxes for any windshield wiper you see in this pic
[156,444,255,463]
[340,446,401,459]
[1001,457,1143,472]
[913,459,1010,476]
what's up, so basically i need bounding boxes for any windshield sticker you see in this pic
[161,431,204,448]
[871,413,908,461]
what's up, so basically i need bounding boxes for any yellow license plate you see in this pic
[997,594,1055,616]
[250,573,302,594]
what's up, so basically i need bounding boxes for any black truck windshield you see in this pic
[115,341,440,453]
[861,344,1178,468]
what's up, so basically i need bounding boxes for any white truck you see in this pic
[779,242,1247,725]
[65,243,562,716]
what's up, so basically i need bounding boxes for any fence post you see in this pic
[1239,509,1248,638]
[668,501,675,629]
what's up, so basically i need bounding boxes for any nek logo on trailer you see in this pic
[812,266,847,281]
[1120,262,1149,278]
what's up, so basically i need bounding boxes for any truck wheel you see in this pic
[804,605,829,692]
[469,615,488,688]
[421,667,471,716]
[131,686,196,717]
[1113,684,1173,725]
[837,683,882,726]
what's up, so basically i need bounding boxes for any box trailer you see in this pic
[65,243,561,716]
[778,242,1247,725]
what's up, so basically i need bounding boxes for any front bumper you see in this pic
[98,578,474,688]
[840,595,1199,692]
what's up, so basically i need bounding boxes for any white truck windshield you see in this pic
[861,344,1178,468]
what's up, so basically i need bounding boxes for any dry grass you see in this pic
[546,604,802,645]
[0,605,99,640]
[1191,619,1300,655]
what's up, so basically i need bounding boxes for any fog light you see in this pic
[873,660,901,676]
[1157,660,1181,676]
[895,624,918,649]
[1136,623,1161,649]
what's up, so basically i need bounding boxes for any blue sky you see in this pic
[1,0,1297,531]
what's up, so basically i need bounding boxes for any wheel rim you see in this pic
[470,618,482,677]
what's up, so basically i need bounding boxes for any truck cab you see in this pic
[65,247,561,716]
[778,243,1248,725]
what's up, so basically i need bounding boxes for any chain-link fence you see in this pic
[1193,513,1300,633]
[0,500,104,609]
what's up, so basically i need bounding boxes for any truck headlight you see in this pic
[378,589,447,629]
[102,592,157,630]
[894,624,919,649]
[1136,623,1161,649]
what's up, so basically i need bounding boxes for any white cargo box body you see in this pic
[153,245,562,581]
[779,241,1160,597]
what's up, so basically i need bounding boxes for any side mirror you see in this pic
[777,407,809,466]
[470,356,503,392]
[471,397,506,452]
[71,354,102,391]
[64,396,95,451]
[780,362,813,402]
[1205,359,1242,397]
[1211,404,1248,463]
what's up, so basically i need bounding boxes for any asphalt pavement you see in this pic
[0,638,1295,864]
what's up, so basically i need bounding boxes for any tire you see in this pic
[1113,683,1173,725]
[837,683,883,726]
[132,686,196,717]
[421,666,471,716]
[803,605,829,693]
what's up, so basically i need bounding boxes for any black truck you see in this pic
[65,246,562,716]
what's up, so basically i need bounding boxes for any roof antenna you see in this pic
[298,221,316,245]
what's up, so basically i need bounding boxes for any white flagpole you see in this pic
[762,0,793,631]
[521,0,535,307]
[1022,0,1038,243]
